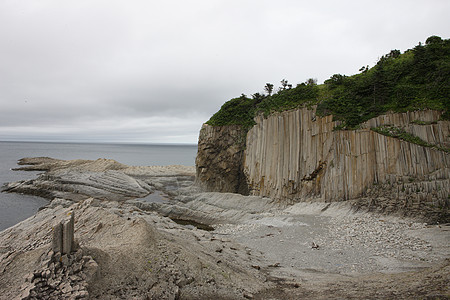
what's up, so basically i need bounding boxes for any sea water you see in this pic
[0,141,198,231]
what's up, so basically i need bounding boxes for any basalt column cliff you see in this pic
[196,108,449,222]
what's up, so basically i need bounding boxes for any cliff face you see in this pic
[196,108,449,221]
[245,109,449,200]
[195,124,249,195]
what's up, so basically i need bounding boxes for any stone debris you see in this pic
[325,215,434,262]
[17,247,96,300]
[16,212,97,300]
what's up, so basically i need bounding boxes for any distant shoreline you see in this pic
[0,140,197,147]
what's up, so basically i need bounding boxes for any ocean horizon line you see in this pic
[0,140,197,147]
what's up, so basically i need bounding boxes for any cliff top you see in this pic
[207,35,449,129]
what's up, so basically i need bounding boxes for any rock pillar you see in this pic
[52,212,75,254]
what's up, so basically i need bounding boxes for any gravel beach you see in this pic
[214,204,449,278]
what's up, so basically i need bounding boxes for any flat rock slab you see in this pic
[3,157,196,202]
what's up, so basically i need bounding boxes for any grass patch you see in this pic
[371,125,449,153]
[410,119,438,125]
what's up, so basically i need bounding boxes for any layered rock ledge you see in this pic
[3,157,195,202]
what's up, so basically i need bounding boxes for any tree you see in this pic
[264,83,274,96]
[388,49,401,58]
[280,79,289,90]
[426,35,443,45]
[306,78,317,86]
[251,92,265,104]
[324,74,347,89]
[372,65,389,105]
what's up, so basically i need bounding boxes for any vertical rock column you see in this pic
[244,108,449,203]
[51,223,63,254]
[52,212,75,254]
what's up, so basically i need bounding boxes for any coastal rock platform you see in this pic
[3,157,195,202]
[1,158,449,299]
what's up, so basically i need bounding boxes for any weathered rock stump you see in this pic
[17,211,98,300]
[51,211,75,254]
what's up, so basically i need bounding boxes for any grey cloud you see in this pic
[0,0,449,143]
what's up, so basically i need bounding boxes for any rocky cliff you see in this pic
[196,108,449,222]
[195,124,249,195]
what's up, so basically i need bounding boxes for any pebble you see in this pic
[326,215,433,263]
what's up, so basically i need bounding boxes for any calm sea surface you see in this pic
[0,141,198,231]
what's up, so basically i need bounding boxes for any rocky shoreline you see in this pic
[1,158,449,299]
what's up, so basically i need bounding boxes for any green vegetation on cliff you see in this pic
[370,125,449,153]
[206,94,259,128]
[207,81,319,129]
[207,36,450,129]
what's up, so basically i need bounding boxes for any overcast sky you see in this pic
[0,0,449,144]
